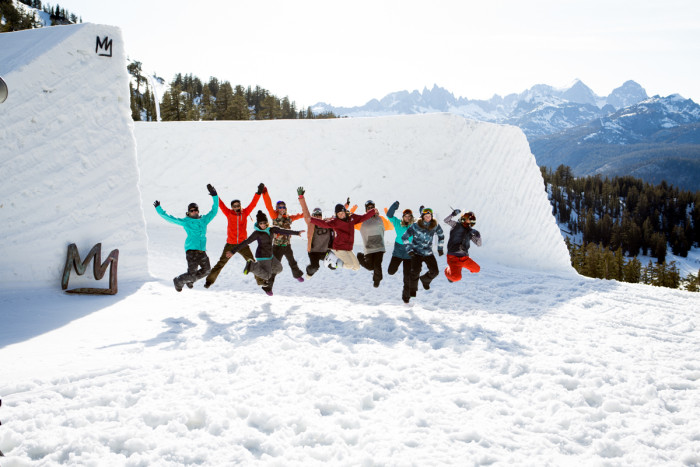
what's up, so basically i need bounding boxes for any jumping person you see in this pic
[204,182,265,288]
[154,184,219,292]
[356,200,393,287]
[308,197,378,271]
[402,207,444,302]
[444,210,482,282]
[227,210,304,296]
[262,187,305,282]
[297,187,333,278]
[386,201,415,303]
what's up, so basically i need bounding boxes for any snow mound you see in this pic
[135,114,572,273]
[0,24,149,289]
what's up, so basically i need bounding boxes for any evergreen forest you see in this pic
[541,165,700,291]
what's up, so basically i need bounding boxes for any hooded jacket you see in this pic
[444,213,482,257]
[402,216,445,257]
[386,201,413,259]
[298,195,332,253]
[156,196,219,251]
[309,209,376,251]
[219,193,260,244]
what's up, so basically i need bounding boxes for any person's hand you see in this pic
[346,197,350,205]
[297,186,305,196]
[419,205,424,214]
[225,251,233,258]
[153,200,160,208]
[373,208,380,216]
[257,183,265,195]
[452,209,460,216]
[297,230,306,236]
[438,250,444,257]
[207,184,217,196]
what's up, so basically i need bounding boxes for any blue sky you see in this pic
[57,0,700,107]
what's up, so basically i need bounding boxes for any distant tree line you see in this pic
[542,165,700,291]
[1,0,80,32]
[129,71,336,122]
[127,60,159,122]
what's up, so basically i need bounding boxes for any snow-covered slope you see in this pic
[0,24,149,288]
[134,114,572,274]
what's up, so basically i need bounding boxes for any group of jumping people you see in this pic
[153,183,482,303]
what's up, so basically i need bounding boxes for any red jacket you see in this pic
[309,210,376,251]
[219,194,260,244]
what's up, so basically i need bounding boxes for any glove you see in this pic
[452,209,460,216]
[438,250,444,257]
[346,197,350,205]
[207,184,217,196]
[257,183,265,195]
[153,200,160,208]
[419,205,424,214]
[297,186,305,196]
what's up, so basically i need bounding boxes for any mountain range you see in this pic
[313,81,700,191]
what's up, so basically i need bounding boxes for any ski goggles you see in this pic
[312,208,323,217]
[421,208,433,216]
[276,202,287,209]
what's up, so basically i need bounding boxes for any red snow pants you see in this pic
[444,254,480,282]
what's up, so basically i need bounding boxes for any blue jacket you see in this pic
[156,196,219,251]
[402,218,444,257]
[387,201,413,259]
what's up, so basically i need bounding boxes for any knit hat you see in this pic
[188,202,198,211]
[402,209,413,216]
[335,203,345,214]
[256,210,268,224]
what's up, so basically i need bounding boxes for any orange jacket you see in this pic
[219,193,260,244]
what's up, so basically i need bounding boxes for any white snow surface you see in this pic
[0,24,149,288]
[2,24,700,467]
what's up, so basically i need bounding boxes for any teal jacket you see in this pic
[156,196,219,251]
[387,201,413,259]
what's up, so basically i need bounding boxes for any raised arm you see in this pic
[242,185,263,217]
[155,205,186,226]
[443,209,459,229]
[262,187,277,219]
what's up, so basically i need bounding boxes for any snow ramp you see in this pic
[0,24,149,289]
[135,114,572,273]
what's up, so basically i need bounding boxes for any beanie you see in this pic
[256,210,268,223]
[335,204,345,214]
[188,202,198,211]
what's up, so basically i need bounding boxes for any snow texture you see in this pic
[0,24,149,288]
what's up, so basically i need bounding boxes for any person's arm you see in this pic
[402,225,415,255]
[202,195,219,224]
[262,187,277,219]
[242,193,261,217]
[387,201,399,219]
[443,209,459,228]
[436,224,445,255]
[309,217,332,228]
[155,205,186,226]
[470,229,482,247]
[290,213,304,222]
[354,208,378,224]
[218,198,233,216]
[298,194,311,220]
[380,216,393,231]
[228,231,257,257]
[271,226,304,236]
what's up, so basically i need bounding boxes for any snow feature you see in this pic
[135,114,572,274]
[0,24,149,288]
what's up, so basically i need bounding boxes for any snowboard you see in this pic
[0,76,7,104]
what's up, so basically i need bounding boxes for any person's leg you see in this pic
[370,252,384,286]
[263,258,284,294]
[420,254,438,289]
[357,252,369,270]
[334,249,360,270]
[306,252,324,276]
[387,255,402,275]
[409,255,424,296]
[401,258,412,302]
[251,259,272,282]
[463,256,480,273]
[175,250,199,289]
[205,243,234,286]
[444,254,464,283]
[282,246,303,278]
[193,251,211,282]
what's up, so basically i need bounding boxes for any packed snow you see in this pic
[1,24,699,466]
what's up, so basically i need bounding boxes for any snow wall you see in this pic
[0,24,149,289]
[135,115,573,273]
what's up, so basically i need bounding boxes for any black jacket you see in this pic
[444,214,482,257]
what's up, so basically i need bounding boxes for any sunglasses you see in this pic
[189,208,199,213]
[277,205,287,209]
[232,204,241,209]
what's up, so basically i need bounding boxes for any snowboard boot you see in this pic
[296,276,304,282]
[204,281,212,289]
[420,275,431,290]
[373,279,380,288]
[243,260,253,275]
[173,278,183,292]
[262,287,273,296]
[186,282,194,289]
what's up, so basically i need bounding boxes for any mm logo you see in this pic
[96,36,113,57]
[62,243,119,294]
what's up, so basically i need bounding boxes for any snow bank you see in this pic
[0,24,149,289]
[135,114,572,272]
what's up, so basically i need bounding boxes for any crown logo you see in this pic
[96,36,113,57]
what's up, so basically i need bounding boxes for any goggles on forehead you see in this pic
[312,208,323,216]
